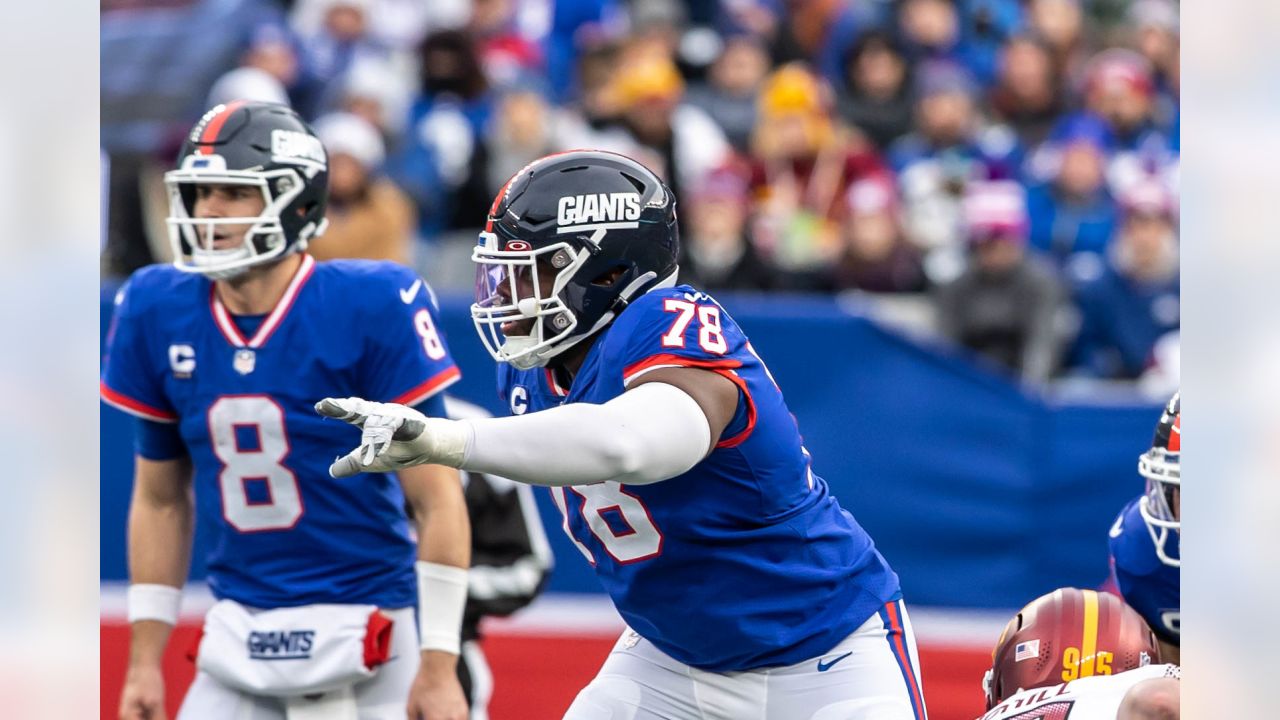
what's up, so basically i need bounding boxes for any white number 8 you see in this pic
[208,396,303,532]
[414,309,448,360]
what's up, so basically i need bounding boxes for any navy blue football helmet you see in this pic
[472,150,680,369]
[165,101,329,279]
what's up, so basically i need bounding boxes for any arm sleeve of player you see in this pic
[361,272,461,409]
[605,292,755,448]
[458,382,711,486]
[135,418,187,461]
[101,280,178,423]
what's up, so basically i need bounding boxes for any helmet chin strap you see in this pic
[501,335,546,371]
[191,246,254,280]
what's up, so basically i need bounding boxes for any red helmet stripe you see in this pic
[195,100,247,155]
[1168,416,1180,452]
[483,149,594,231]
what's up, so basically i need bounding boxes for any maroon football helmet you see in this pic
[983,588,1162,709]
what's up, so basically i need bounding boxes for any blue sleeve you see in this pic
[135,417,187,460]
[101,277,178,423]
[359,269,462,406]
[411,391,448,420]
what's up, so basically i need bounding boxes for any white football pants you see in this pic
[176,607,418,720]
[563,598,928,720]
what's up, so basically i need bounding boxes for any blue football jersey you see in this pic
[101,255,460,609]
[497,285,900,671]
[1109,497,1180,644]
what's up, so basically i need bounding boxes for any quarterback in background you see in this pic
[104,102,470,720]
[317,150,926,719]
[981,588,1179,720]
[1109,392,1180,663]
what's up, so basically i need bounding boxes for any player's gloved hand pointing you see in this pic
[315,397,470,477]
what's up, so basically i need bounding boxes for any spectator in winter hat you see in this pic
[822,176,927,293]
[686,34,771,152]
[935,180,1066,383]
[605,49,732,221]
[307,112,415,265]
[679,161,778,292]
[1083,48,1161,150]
[1066,178,1179,379]
[888,60,1020,176]
[894,0,1024,87]
[1129,0,1179,91]
[749,63,888,272]
[896,0,961,61]
[335,56,411,140]
[1025,113,1119,264]
[292,0,389,117]
[1128,0,1179,129]
[1026,0,1085,78]
[482,87,562,201]
[890,60,1021,263]
[242,22,302,90]
[837,30,914,151]
[989,35,1065,147]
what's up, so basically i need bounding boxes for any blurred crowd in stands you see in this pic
[101,0,1179,388]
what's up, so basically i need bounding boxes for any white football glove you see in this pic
[314,397,470,478]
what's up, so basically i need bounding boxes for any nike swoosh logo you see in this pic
[399,279,423,304]
[817,651,853,672]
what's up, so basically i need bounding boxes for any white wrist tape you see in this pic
[459,382,711,487]
[416,417,474,468]
[416,561,468,654]
[127,583,182,625]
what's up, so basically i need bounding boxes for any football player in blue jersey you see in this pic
[1108,392,1180,664]
[104,102,471,720]
[317,151,927,720]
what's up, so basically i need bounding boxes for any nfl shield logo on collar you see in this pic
[233,349,257,375]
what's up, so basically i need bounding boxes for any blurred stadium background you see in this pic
[100,0,1179,718]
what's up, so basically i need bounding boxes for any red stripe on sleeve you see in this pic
[100,381,178,423]
[621,353,756,448]
[391,366,462,407]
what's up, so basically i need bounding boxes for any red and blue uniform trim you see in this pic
[620,353,757,448]
[391,365,462,406]
[100,381,178,423]
[878,598,928,720]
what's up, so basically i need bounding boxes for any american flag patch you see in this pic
[1015,640,1040,662]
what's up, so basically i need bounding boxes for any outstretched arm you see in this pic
[317,367,739,487]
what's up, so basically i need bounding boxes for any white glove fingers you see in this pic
[329,451,364,478]
[315,397,370,427]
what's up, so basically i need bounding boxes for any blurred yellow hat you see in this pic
[612,54,685,108]
[759,63,829,118]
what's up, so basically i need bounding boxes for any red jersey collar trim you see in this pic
[210,254,316,349]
